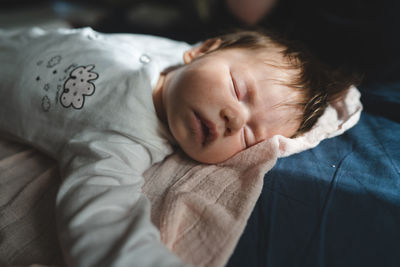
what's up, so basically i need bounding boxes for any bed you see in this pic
[227,82,400,267]
[2,75,397,267]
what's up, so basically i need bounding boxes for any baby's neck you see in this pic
[152,73,167,125]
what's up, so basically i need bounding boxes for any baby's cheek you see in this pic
[210,137,244,163]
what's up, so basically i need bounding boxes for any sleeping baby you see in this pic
[0,27,359,267]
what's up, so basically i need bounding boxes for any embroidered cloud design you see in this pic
[60,65,99,109]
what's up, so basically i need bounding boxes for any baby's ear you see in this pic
[183,38,222,64]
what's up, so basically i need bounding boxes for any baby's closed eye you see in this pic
[230,71,248,102]
[242,126,255,148]
[230,72,239,100]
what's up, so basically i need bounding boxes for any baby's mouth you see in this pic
[194,112,217,146]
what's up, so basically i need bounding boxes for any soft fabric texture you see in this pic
[227,83,400,267]
[275,86,362,157]
[0,80,361,267]
[143,86,362,267]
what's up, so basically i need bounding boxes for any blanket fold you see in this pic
[143,86,362,267]
[144,140,279,266]
[0,87,362,267]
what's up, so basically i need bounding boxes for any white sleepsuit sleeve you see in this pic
[0,27,191,267]
[57,132,189,267]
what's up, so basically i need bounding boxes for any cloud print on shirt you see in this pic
[60,65,99,109]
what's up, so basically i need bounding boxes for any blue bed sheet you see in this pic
[227,82,400,267]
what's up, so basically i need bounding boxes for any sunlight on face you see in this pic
[155,46,302,164]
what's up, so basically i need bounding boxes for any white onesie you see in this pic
[0,27,191,267]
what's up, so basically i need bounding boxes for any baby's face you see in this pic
[157,46,302,164]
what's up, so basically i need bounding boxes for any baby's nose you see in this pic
[220,107,245,136]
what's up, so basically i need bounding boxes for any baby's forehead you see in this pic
[228,46,296,72]
[245,52,299,85]
[258,48,296,71]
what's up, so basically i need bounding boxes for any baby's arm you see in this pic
[57,131,189,267]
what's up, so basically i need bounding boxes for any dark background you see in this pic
[1,0,399,85]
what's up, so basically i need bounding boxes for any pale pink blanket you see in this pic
[143,86,362,266]
[0,87,362,266]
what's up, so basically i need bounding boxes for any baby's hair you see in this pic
[208,29,362,137]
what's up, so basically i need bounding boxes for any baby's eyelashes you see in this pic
[242,126,249,148]
[230,73,239,100]
[241,128,247,148]
[231,74,240,100]
[230,71,248,102]
[243,126,256,148]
